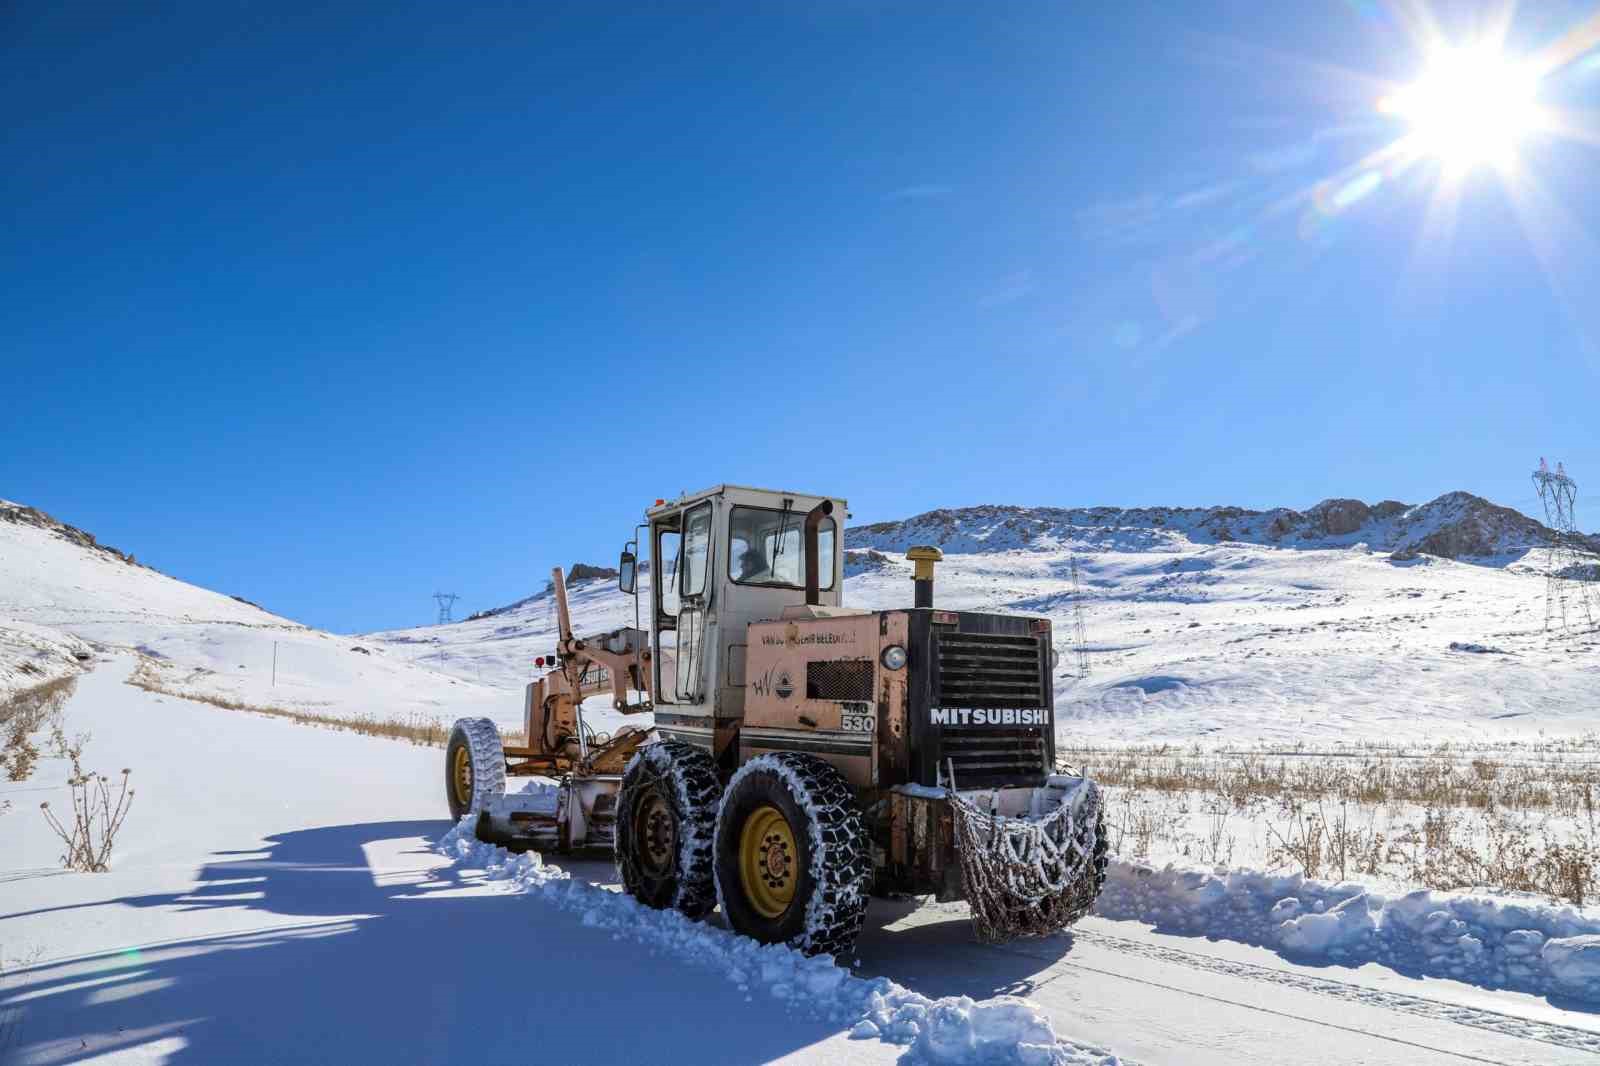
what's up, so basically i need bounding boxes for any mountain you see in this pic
[464,562,621,621]
[366,489,1599,747]
[6,489,1594,749]
[847,492,1556,562]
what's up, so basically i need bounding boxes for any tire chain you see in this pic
[617,741,722,918]
[757,752,873,958]
[451,717,505,813]
[953,790,1108,942]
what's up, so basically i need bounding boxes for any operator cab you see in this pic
[617,485,849,757]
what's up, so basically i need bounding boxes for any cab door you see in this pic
[673,502,714,703]
[652,514,681,704]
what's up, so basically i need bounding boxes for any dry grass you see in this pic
[1079,737,1600,904]
[1096,767,1600,904]
[1103,785,1600,903]
[38,733,133,873]
[1062,738,1600,818]
[1,675,79,787]
[125,658,447,747]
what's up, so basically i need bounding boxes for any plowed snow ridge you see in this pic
[1068,928,1600,1055]
[1097,858,1600,1004]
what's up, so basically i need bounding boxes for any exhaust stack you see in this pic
[907,545,943,608]
[803,500,834,606]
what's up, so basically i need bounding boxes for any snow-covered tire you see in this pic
[1088,810,1109,897]
[617,741,722,919]
[445,717,505,821]
[714,752,871,958]
[1047,808,1109,926]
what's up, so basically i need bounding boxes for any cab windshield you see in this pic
[728,505,835,589]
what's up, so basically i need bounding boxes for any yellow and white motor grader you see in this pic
[446,484,1105,956]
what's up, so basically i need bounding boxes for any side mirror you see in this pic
[618,550,637,595]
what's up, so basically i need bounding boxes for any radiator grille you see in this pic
[939,726,1047,783]
[935,632,1045,708]
[806,659,875,702]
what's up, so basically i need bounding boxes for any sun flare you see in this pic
[1381,45,1541,170]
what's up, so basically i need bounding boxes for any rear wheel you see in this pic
[445,718,505,821]
[616,741,722,918]
[714,753,871,958]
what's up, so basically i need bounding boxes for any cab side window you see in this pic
[657,527,682,619]
[680,504,711,599]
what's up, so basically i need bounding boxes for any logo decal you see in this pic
[760,629,859,648]
[774,671,794,700]
[931,708,1050,726]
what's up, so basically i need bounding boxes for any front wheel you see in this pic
[445,718,505,821]
[714,753,871,958]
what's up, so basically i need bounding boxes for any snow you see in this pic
[845,493,1552,560]
[437,816,1120,1065]
[0,619,90,697]
[0,498,506,730]
[364,493,1600,748]
[7,489,1600,1064]
[483,777,559,818]
[0,657,902,1065]
[1097,856,1600,1003]
[1545,936,1600,994]
[18,487,1585,752]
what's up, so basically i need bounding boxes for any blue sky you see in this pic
[4,1,1598,633]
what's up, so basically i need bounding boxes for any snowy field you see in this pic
[368,491,1600,748]
[8,658,1600,1065]
[5,490,1600,1064]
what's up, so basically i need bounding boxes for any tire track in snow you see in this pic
[1053,928,1600,1057]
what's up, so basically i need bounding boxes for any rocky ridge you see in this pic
[0,500,143,567]
[848,492,1586,563]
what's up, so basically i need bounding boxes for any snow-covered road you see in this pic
[853,905,1600,1064]
[7,656,1600,1065]
[0,657,890,1065]
[533,851,1600,1065]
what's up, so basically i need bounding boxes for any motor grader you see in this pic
[445,484,1105,956]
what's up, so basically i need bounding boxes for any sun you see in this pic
[1381,45,1541,171]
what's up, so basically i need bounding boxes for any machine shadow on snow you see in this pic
[850,896,1084,1002]
[553,855,1078,1004]
[1,820,857,1066]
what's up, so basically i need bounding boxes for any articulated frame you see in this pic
[502,566,655,778]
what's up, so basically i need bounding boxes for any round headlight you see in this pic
[1051,647,1061,669]
[881,644,908,670]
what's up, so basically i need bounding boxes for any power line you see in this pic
[433,591,459,626]
[1068,553,1091,677]
[1531,458,1600,636]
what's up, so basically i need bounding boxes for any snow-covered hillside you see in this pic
[369,491,1599,746]
[847,492,1562,561]
[7,488,1593,747]
[7,493,1600,1066]
[0,499,501,724]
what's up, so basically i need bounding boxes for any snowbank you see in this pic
[1097,857,1600,1003]
[436,819,1122,1066]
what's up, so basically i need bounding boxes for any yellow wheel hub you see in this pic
[739,804,799,919]
[452,745,473,808]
